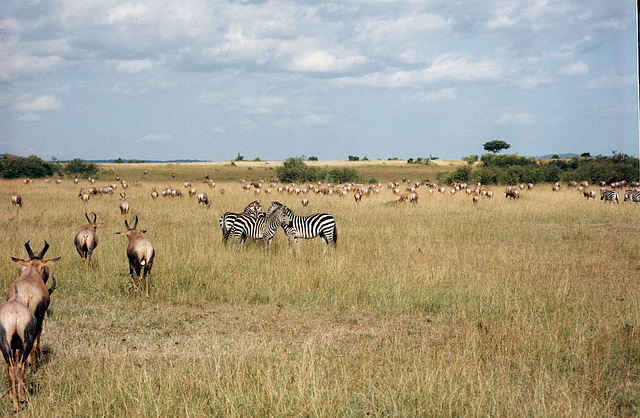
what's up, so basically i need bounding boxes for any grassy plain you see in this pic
[0,161,638,417]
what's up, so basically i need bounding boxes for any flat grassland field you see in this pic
[1,161,638,417]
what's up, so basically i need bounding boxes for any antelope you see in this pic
[74,178,79,184]
[197,193,210,207]
[120,180,128,189]
[78,188,90,201]
[11,194,22,207]
[0,288,38,411]
[116,216,155,296]
[74,212,103,263]
[409,192,419,204]
[98,185,114,195]
[151,188,159,199]
[119,193,130,214]
[19,241,52,284]
[8,251,59,368]
[301,198,309,207]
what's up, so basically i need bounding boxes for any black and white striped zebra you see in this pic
[219,200,263,240]
[268,201,337,250]
[624,190,640,203]
[224,205,287,247]
[600,189,619,204]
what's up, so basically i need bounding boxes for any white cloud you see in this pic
[419,88,457,102]
[558,61,588,76]
[16,95,62,112]
[111,59,154,73]
[275,114,333,128]
[585,74,635,90]
[495,112,536,126]
[514,76,556,89]
[234,96,286,115]
[335,54,502,88]
[141,133,172,142]
[107,4,150,23]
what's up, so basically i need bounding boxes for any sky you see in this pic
[1,0,638,161]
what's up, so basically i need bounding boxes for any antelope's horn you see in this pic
[133,215,138,230]
[39,241,49,258]
[124,219,130,229]
[93,212,97,223]
[24,241,35,259]
[85,212,91,223]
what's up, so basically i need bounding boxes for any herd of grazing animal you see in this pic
[3,170,639,410]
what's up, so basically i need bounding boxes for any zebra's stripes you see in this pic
[219,200,263,240]
[268,201,337,250]
[600,189,619,204]
[624,190,640,203]
[224,205,286,247]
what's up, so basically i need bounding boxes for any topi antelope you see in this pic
[116,216,155,296]
[151,187,159,199]
[8,251,59,368]
[78,188,90,201]
[119,193,130,214]
[11,194,22,207]
[74,212,103,264]
[0,288,38,411]
[197,193,210,207]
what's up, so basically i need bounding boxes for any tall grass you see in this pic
[0,169,638,416]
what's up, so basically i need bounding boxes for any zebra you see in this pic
[223,205,288,247]
[219,200,263,240]
[600,189,619,204]
[624,190,640,203]
[268,201,337,251]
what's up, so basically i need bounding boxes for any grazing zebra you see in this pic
[219,200,263,240]
[268,201,337,251]
[600,189,619,204]
[624,190,640,203]
[224,205,287,247]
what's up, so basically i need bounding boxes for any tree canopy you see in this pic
[483,140,511,154]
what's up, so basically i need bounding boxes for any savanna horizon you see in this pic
[0,162,638,416]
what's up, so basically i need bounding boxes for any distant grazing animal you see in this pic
[74,212,103,263]
[98,185,114,195]
[301,198,309,207]
[150,188,159,199]
[583,190,596,200]
[623,190,640,203]
[11,194,22,207]
[197,193,210,207]
[600,189,619,204]
[116,216,155,296]
[0,288,38,411]
[119,193,130,214]
[409,192,418,204]
[505,187,520,199]
[78,188,90,201]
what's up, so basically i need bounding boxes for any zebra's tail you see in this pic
[333,224,338,246]
[222,227,232,245]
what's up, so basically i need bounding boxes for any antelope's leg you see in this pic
[8,361,17,411]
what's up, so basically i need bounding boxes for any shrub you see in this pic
[66,158,99,178]
[0,154,58,179]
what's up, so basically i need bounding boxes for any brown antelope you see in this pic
[301,198,309,207]
[119,193,130,214]
[151,187,159,199]
[8,252,59,368]
[116,216,155,296]
[409,192,419,204]
[197,193,210,207]
[78,188,90,201]
[0,288,38,411]
[11,194,22,207]
[74,212,103,263]
[19,241,52,284]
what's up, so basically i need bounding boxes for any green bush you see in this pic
[65,158,99,178]
[0,154,59,179]
[277,157,361,183]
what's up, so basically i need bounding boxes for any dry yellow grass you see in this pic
[0,164,638,416]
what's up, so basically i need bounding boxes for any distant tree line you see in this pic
[438,153,639,185]
[276,157,361,183]
[0,154,99,179]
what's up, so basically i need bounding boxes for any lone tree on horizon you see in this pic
[483,140,511,154]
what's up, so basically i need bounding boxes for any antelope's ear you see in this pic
[11,257,27,265]
[43,257,61,266]
[96,223,104,227]
[141,229,147,234]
